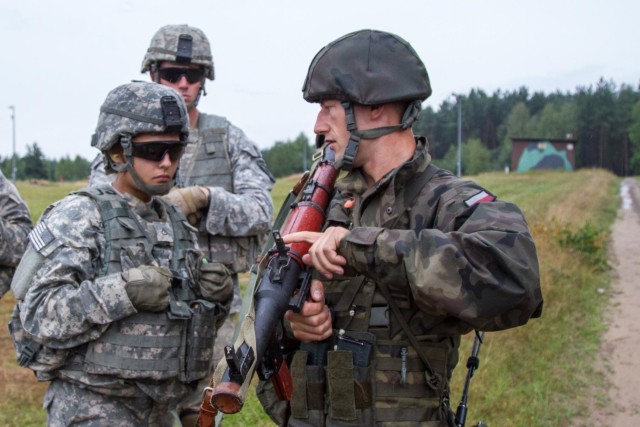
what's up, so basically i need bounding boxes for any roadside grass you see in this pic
[0,169,620,426]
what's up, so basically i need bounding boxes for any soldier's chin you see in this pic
[145,182,173,196]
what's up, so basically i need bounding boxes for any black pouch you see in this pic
[336,332,374,367]
[182,299,218,382]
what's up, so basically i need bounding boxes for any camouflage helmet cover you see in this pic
[302,29,431,105]
[91,81,189,152]
[141,24,215,80]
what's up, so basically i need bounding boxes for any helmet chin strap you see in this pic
[112,135,175,196]
[340,100,422,171]
[192,79,205,107]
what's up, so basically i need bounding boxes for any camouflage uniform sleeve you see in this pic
[339,192,541,332]
[20,195,136,348]
[203,122,275,236]
[88,152,114,187]
[0,172,33,267]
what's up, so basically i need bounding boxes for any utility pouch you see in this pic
[290,345,328,420]
[290,351,309,419]
[182,299,218,382]
[327,350,357,421]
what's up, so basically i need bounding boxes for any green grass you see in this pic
[0,169,621,426]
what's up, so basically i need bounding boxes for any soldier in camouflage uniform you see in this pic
[259,30,543,426]
[9,81,233,426]
[0,169,33,298]
[88,24,275,425]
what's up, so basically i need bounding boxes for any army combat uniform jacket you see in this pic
[285,138,542,426]
[11,187,221,412]
[0,169,33,298]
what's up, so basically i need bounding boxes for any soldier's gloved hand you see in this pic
[122,265,173,312]
[163,186,210,216]
[198,261,233,303]
[186,209,204,227]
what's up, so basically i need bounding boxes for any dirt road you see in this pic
[585,178,640,425]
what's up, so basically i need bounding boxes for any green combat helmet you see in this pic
[91,81,189,195]
[302,29,432,169]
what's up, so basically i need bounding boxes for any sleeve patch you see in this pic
[29,222,55,252]
[464,190,496,207]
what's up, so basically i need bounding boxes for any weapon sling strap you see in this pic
[196,376,218,427]
[375,280,441,390]
[378,163,442,390]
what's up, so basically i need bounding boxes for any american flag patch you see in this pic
[464,190,495,207]
[29,222,55,252]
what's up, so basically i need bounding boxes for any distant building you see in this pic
[511,137,576,172]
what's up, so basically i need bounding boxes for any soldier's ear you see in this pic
[108,149,125,165]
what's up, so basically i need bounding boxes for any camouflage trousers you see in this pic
[44,379,176,427]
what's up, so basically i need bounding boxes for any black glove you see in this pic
[122,265,172,312]
[198,261,233,303]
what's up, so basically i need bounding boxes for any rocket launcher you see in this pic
[205,141,338,416]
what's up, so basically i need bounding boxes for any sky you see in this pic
[1,0,638,161]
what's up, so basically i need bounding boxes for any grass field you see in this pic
[0,169,620,426]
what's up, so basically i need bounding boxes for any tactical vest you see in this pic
[287,165,459,426]
[179,113,259,273]
[10,186,219,383]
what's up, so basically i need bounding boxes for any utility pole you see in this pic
[302,138,308,172]
[456,97,462,177]
[9,105,17,182]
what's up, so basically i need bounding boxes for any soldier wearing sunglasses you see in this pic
[10,81,234,426]
[88,24,275,426]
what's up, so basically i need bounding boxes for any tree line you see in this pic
[1,142,90,182]
[3,78,639,181]
[266,78,640,178]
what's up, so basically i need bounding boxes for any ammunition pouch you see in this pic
[285,332,457,426]
[289,332,376,425]
[184,299,224,382]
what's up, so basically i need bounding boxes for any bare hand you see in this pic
[284,226,349,279]
[285,280,333,342]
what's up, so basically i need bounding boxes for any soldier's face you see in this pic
[114,133,182,201]
[314,100,350,166]
[154,61,203,110]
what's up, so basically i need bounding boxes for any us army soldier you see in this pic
[88,27,275,425]
[10,81,233,426]
[0,169,32,298]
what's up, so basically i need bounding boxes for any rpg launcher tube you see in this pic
[211,144,338,414]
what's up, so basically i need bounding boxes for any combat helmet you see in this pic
[141,24,214,80]
[302,29,431,170]
[91,81,189,195]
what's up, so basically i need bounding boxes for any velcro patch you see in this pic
[29,222,55,252]
[464,190,495,207]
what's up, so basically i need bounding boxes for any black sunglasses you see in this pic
[131,141,186,162]
[158,67,204,84]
